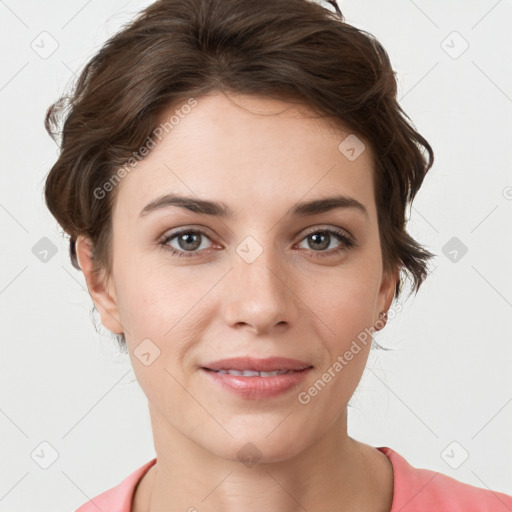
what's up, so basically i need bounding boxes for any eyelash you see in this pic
[159,227,356,260]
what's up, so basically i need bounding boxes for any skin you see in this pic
[76,91,397,512]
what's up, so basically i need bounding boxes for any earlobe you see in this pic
[75,235,124,335]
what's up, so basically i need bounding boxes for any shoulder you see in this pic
[74,458,157,512]
[377,446,512,512]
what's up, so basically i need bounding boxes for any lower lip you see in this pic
[201,367,312,399]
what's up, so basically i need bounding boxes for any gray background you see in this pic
[1,0,511,510]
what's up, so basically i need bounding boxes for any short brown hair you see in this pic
[44,0,435,347]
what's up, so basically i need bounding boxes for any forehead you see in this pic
[112,92,376,223]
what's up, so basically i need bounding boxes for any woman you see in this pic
[43,0,512,510]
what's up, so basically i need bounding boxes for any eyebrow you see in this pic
[139,193,368,219]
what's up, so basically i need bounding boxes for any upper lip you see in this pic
[202,357,313,372]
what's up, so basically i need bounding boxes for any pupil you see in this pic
[310,233,329,250]
[180,233,200,250]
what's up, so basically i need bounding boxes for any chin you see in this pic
[200,424,313,466]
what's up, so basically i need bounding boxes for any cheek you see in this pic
[309,265,380,335]
[114,261,217,356]
[114,251,177,320]
[305,272,381,389]
[309,279,377,402]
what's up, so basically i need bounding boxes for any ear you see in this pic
[374,266,399,331]
[75,235,124,335]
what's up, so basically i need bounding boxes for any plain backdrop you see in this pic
[1,0,511,510]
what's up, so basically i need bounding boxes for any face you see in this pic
[77,92,396,464]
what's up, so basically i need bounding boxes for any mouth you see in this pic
[199,357,313,399]
[204,368,299,377]
[201,356,313,373]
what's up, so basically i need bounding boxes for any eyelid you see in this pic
[159,224,215,242]
[299,224,354,241]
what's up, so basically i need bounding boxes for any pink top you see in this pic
[75,446,512,511]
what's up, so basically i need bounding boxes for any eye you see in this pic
[159,228,213,258]
[296,227,355,258]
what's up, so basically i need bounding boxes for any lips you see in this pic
[201,357,313,373]
[201,358,314,399]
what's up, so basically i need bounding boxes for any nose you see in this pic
[220,241,300,335]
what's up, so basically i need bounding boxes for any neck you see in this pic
[135,405,393,512]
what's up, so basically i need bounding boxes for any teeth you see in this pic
[215,369,291,377]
